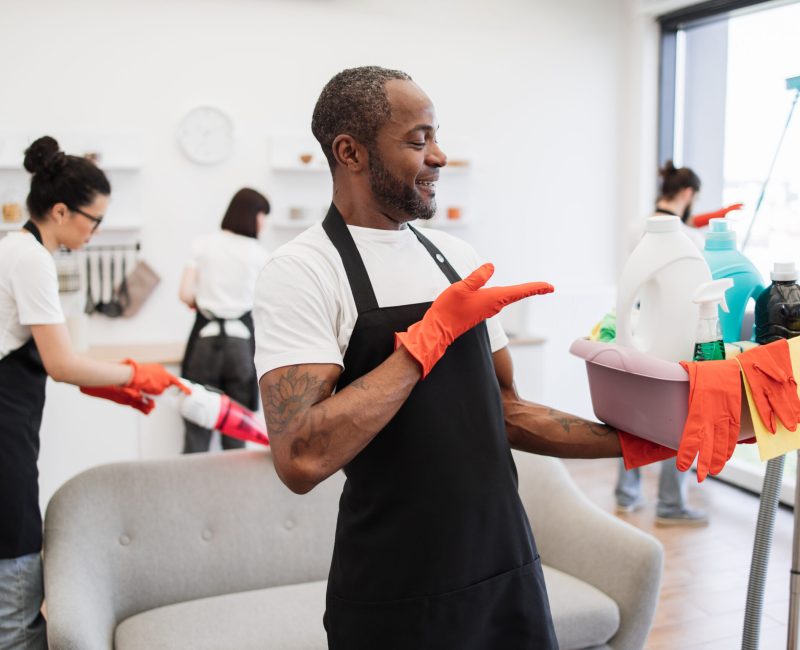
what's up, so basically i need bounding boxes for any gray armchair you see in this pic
[43,450,661,649]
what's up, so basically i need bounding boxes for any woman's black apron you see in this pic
[181,309,258,409]
[0,221,49,559]
[322,205,557,650]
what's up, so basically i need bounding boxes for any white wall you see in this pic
[2,0,654,415]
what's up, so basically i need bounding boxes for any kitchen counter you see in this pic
[85,342,186,365]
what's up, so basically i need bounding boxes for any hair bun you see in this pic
[659,159,677,177]
[23,136,65,176]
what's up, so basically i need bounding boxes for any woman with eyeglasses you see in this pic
[0,136,186,649]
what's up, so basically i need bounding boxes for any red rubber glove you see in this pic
[395,263,554,378]
[677,359,742,482]
[618,431,676,470]
[80,385,155,415]
[123,359,190,395]
[692,203,744,228]
[736,340,800,433]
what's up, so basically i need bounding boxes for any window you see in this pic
[659,0,800,502]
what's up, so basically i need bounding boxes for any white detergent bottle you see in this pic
[616,215,712,362]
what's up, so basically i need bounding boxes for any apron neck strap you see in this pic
[322,204,380,314]
[322,203,464,314]
[654,207,679,217]
[22,220,44,245]
[406,224,462,284]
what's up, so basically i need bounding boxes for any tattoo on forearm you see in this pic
[265,367,331,436]
[290,407,333,461]
[545,408,612,437]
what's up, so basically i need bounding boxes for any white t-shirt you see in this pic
[254,222,508,380]
[0,231,65,360]
[187,230,270,320]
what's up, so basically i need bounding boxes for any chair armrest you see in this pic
[513,452,663,650]
[44,520,116,648]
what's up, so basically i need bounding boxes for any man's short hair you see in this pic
[311,66,412,171]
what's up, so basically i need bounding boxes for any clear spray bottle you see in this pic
[693,278,734,361]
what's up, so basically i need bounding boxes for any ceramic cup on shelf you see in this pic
[288,206,309,220]
[2,202,22,223]
[446,206,462,220]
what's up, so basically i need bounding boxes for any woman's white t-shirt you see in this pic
[0,231,64,361]
[253,223,508,380]
[187,230,270,319]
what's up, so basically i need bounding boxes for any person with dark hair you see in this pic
[0,136,186,649]
[178,187,270,453]
[254,66,628,648]
[644,160,742,249]
[614,161,742,527]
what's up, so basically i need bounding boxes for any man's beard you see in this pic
[368,149,436,221]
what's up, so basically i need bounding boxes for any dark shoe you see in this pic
[655,507,709,527]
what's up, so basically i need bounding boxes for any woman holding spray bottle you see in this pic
[0,136,187,649]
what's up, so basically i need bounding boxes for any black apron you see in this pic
[322,205,557,650]
[0,221,49,559]
[181,309,258,409]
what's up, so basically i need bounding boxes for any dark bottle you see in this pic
[754,262,800,344]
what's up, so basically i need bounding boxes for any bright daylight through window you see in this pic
[667,0,800,499]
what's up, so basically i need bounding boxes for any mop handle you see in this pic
[742,89,800,251]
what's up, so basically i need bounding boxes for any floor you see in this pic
[562,458,795,650]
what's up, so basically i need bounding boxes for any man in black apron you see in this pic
[257,67,623,649]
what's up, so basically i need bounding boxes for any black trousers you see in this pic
[182,335,258,453]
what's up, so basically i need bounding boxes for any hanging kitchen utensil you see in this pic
[94,252,108,314]
[122,259,160,318]
[103,250,123,318]
[116,251,131,311]
[84,252,96,315]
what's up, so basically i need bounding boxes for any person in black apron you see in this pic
[616,160,721,527]
[178,188,270,453]
[0,136,185,650]
[256,68,624,649]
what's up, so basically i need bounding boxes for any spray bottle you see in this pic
[693,278,734,361]
[176,380,269,447]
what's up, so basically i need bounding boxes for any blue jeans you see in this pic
[0,553,47,650]
[615,458,687,517]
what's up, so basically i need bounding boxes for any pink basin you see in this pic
[569,338,754,450]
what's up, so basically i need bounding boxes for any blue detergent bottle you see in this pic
[703,218,766,342]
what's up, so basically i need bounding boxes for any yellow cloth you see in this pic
[746,337,800,461]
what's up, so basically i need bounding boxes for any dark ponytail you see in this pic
[23,136,111,220]
[658,160,700,200]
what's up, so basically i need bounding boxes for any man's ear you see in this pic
[332,134,367,172]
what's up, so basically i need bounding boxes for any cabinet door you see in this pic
[37,379,139,513]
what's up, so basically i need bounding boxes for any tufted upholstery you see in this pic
[43,449,662,649]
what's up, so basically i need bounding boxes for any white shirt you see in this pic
[254,222,508,380]
[0,231,65,360]
[187,230,270,324]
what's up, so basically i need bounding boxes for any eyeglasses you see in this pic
[70,206,104,232]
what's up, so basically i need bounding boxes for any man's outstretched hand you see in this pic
[396,263,554,378]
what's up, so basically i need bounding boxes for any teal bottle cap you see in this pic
[704,218,736,250]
